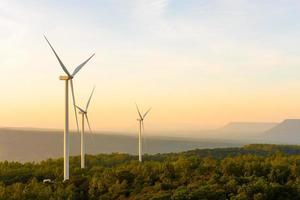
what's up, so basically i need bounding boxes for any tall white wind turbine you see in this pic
[44,36,95,181]
[76,86,95,169]
[135,104,151,162]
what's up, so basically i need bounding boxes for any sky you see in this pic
[1,0,300,134]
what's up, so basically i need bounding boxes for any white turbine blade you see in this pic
[72,53,95,77]
[86,86,95,111]
[135,103,143,119]
[143,108,151,119]
[44,35,71,76]
[70,79,79,133]
[85,114,92,133]
[75,105,85,113]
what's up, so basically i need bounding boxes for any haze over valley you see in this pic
[1,118,300,162]
[0,127,243,162]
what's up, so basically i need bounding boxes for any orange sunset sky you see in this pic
[1,0,300,134]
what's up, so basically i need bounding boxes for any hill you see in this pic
[264,119,300,143]
[212,122,278,141]
[219,122,277,133]
[181,143,300,159]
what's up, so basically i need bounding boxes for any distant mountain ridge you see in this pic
[264,119,300,144]
[219,122,278,133]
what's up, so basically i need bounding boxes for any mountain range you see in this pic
[212,119,300,144]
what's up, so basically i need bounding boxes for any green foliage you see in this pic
[0,144,300,199]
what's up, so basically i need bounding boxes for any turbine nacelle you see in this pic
[59,75,73,80]
[76,105,87,114]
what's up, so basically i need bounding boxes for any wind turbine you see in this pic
[76,86,95,169]
[44,36,95,181]
[135,104,151,162]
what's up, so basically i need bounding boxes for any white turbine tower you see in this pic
[135,104,151,162]
[76,87,95,169]
[44,36,95,181]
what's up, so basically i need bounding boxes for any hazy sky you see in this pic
[1,0,300,134]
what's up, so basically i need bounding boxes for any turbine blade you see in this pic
[85,114,92,133]
[75,105,85,113]
[70,79,79,133]
[86,86,95,111]
[135,103,143,119]
[143,108,151,119]
[72,53,95,77]
[44,35,71,76]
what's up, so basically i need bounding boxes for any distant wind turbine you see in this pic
[44,35,95,181]
[135,104,151,162]
[76,86,95,169]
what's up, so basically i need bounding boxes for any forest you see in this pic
[1,144,300,199]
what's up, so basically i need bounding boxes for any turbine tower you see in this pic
[76,86,95,169]
[44,36,95,181]
[135,104,151,162]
